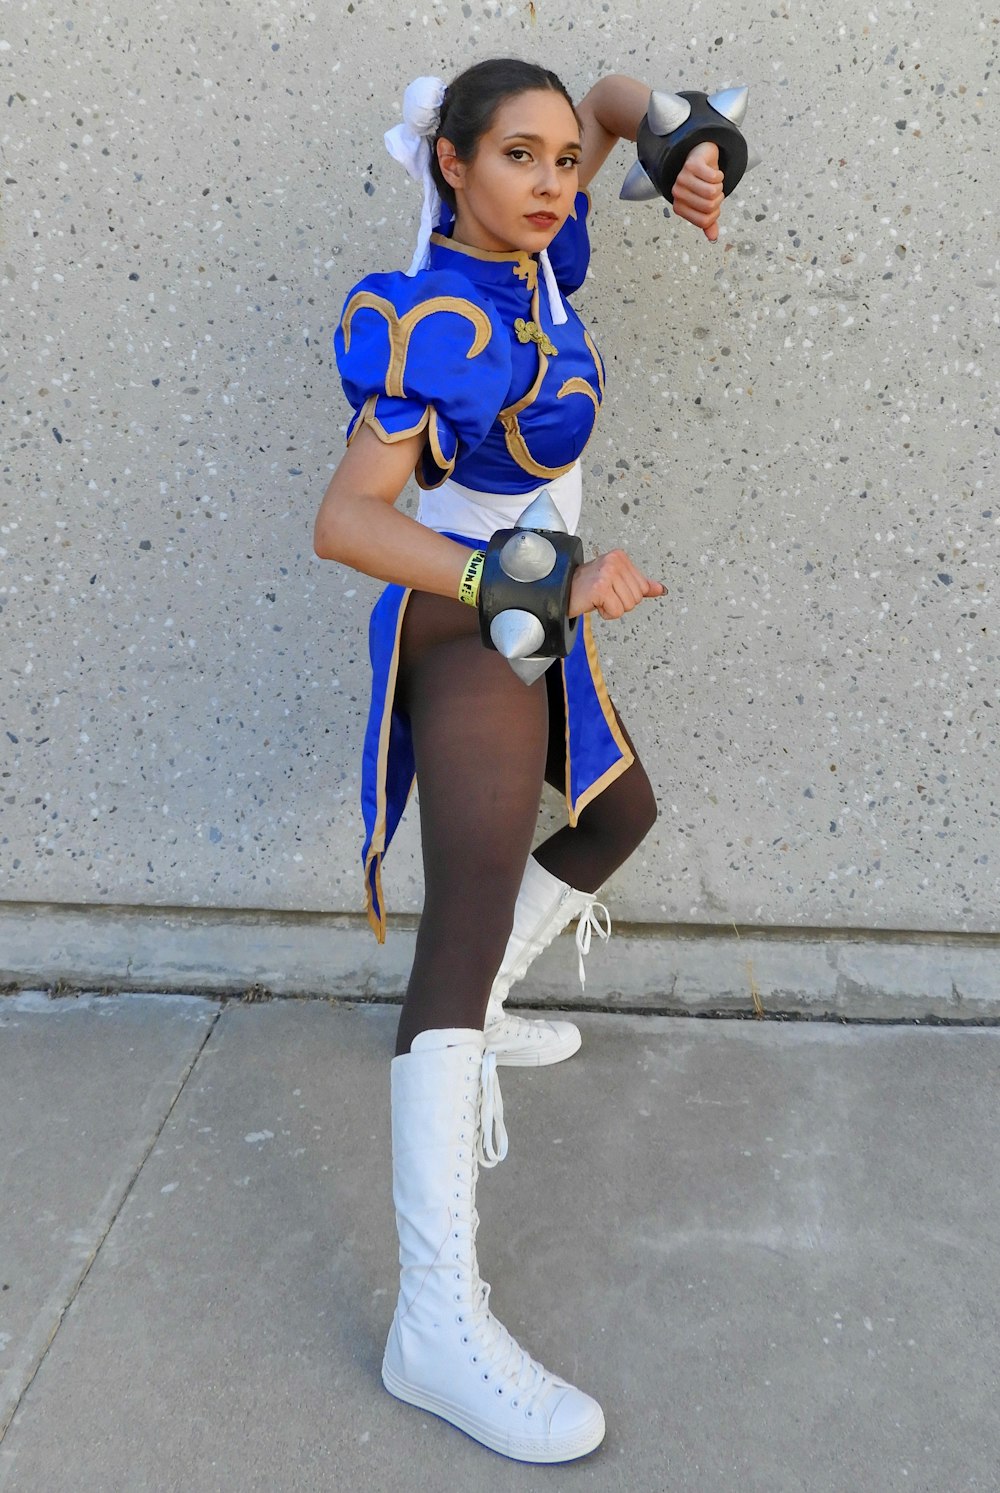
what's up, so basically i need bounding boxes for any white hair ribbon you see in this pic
[384,75,447,276]
[539,248,568,325]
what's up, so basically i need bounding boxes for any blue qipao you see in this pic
[335,193,634,940]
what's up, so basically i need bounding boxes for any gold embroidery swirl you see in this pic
[341,292,493,399]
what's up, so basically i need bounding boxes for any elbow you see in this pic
[313,503,354,564]
[313,513,338,561]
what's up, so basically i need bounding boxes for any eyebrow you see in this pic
[502,131,582,151]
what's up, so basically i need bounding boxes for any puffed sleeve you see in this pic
[544,191,592,296]
[334,269,511,489]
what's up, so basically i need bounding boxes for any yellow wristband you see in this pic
[457,549,486,608]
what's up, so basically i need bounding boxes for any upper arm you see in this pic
[313,424,426,558]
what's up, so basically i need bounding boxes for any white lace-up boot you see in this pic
[382,1027,606,1463]
[484,857,611,1067]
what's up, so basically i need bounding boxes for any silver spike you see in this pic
[490,609,546,660]
[516,489,567,533]
[500,531,557,583]
[619,160,662,202]
[707,85,749,126]
[508,656,556,686]
[647,89,691,137]
[745,149,763,173]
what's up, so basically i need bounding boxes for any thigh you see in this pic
[399,591,550,899]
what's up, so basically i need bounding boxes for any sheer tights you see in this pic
[393,591,657,1055]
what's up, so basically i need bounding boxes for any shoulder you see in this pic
[546,192,593,296]
[333,268,514,484]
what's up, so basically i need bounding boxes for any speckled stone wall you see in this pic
[2,1,997,940]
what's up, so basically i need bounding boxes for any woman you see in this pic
[314,59,724,1463]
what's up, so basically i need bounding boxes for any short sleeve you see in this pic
[544,191,592,296]
[334,269,511,488]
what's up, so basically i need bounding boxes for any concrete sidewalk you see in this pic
[1,993,998,1492]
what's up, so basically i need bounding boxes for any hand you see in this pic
[672,141,725,242]
[569,549,666,620]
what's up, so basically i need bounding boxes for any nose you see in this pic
[534,157,560,196]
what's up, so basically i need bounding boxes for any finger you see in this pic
[674,175,724,205]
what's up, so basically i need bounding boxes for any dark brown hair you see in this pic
[430,58,578,211]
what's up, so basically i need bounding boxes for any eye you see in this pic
[559,155,581,170]
[507,148,532,162]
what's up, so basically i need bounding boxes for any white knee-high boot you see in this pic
[382,1027,605,1463]
[484,857,611,1067]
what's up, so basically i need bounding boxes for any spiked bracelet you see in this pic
[620,86,756,207]
[477,491,584,686]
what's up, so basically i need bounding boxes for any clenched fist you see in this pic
[569,548,666,620]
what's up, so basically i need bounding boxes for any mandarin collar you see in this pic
[428,231,539,295]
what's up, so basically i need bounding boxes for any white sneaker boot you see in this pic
[381,1028,606,1463]
[484,857,611,1067]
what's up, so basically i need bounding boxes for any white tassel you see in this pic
[539,249,568,325]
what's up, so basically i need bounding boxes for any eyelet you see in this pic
[496,1387,504,1397]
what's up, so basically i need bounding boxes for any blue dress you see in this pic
[335,194,634,940]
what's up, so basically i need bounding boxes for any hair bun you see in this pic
[401,76,447,139]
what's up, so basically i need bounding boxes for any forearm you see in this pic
[581,74,649,144]
[316,493,472,598]
[313,428,473,599]
[576,74,649,185]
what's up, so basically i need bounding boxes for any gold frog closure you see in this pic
[514,318,558,356]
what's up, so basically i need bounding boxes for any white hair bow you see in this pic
[384,76,447,276]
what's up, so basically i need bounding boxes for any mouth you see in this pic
[525,212,559,228]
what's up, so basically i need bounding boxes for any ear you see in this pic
[435,137,465,193]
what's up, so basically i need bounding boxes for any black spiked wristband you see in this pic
[478,527,583,664]
[620,86,754,206]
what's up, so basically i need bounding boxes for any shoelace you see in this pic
[467,1279,554,1408]
[574,899,611,987]
[478,1049,508,1167]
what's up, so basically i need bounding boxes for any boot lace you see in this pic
[466,1277,557,1412]
[477,1049,508,1167]
[573,899,611,987]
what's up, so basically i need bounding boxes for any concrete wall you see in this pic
[2,1,997,991]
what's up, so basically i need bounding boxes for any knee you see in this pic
[629,773,658,851]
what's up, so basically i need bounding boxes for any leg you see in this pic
[394,591,550,1056]
[482,676,658,1064]
[535,666,658,891]
[383,593,606,1462]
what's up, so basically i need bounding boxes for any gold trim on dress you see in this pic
[430,232,539,291]
[349,393,431,447]
[364,589,413,942]
[557,377,600,414]
[496,286,604,481]
[565,614,634,825]
[341,290,493,399]
[583,329,605,399]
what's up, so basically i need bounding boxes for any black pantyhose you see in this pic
[393,592,657,1055]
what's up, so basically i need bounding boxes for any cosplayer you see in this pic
[314,60,749,1463]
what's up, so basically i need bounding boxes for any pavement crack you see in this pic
[0,1001,226,1451]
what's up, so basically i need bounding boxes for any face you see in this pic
[437,89,581,255]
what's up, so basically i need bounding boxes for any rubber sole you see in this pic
[382,1359,606,1463]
